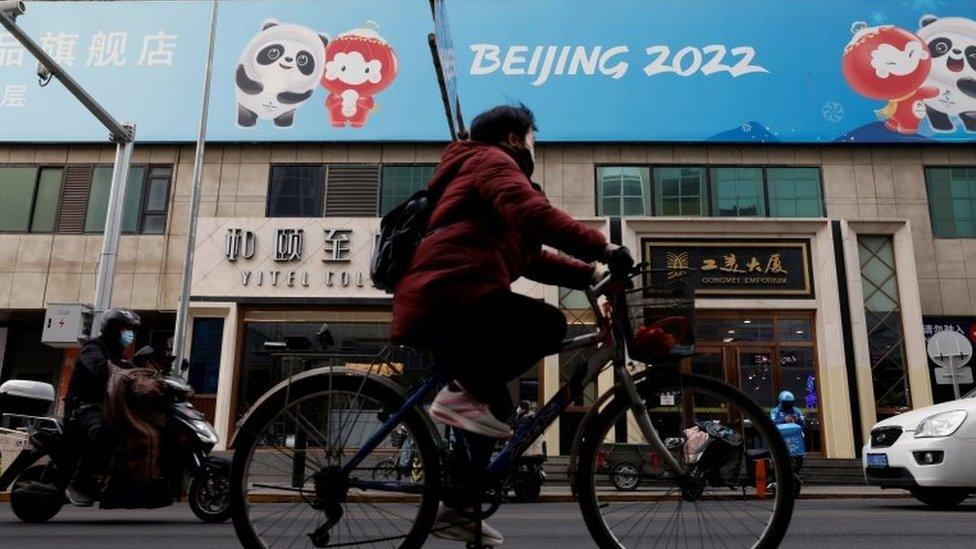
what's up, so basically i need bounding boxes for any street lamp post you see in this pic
[171,0,220,372]
[0,3,135,336]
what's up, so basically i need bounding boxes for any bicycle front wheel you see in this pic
[575,371,795,549]
[230,370,441,549]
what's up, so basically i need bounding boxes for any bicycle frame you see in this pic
[343,268,687,490]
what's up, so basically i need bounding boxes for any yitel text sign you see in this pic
[643,239,813,297]
[191,218,385,300]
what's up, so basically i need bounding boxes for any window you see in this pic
[597,165,823,218]
[926,167,976,238]
[267,165,325,217]
[85,166,171,234]
[0,167,64,232]
[858,235,911,418]
[710,167,765,217]
[380,165,437,216]
[768,168,824,217]
[654,167,706,216]
[188,318,225,395]
[597,166,650,216]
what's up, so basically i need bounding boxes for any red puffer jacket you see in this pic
[391,141,608,344]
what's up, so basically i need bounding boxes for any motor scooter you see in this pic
[0,350,230,523]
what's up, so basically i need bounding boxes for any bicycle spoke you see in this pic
[581,376,794,548]
[238,386,434,548]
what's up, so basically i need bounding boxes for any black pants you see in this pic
[427,291,567,422]
[66,405,109,492]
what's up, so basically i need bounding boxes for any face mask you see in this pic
[510,143,535,178]
[120,329,135,347]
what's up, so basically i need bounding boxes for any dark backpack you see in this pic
[370,189,436,293]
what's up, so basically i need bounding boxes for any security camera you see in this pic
[0,1,26,19]
[37,60,52,86]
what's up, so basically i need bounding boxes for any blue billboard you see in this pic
[0,0,974,143]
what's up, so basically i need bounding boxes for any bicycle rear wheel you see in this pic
[575,371,795,549]
[231,370,441,548]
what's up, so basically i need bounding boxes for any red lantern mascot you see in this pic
[322,22,398,128]
[842,22,939,135]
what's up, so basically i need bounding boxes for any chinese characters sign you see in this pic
[922,316,976,403]
[192,218,381,299]
[643,239,813,297]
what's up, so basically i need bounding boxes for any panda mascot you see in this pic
[916,15,976,133]
[235,20,328,128]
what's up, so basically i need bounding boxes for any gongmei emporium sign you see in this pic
[190,218,381,298]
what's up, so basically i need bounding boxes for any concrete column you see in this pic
[186,301,238,451]
[541,283,562,454]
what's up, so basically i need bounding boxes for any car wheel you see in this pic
[609,461,641,492]
[910,487,969,509]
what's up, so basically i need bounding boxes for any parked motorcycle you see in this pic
[0,358,230,523]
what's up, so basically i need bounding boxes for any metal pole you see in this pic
[0,12,130,142]
[172,0,219,372]
[91,130,135,336]
[950,341,962,400]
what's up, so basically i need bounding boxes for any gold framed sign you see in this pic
[642,239,813,298]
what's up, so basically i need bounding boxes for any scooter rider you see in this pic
[63,308,141,506]
[771,390,806,428]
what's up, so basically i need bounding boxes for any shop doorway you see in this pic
[685,312,823,454]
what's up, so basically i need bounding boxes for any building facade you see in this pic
[3,141,975,459]
[3,0,976,460]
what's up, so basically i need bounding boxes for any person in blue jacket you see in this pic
[771,390,805,428]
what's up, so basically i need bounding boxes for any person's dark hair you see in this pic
[470,103,537,144]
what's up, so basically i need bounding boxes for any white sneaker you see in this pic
[432,504,504,546]
[429,385,513,439]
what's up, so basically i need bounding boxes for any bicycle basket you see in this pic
[625,276,696,363]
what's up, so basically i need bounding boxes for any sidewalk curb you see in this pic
[0,491,912,504]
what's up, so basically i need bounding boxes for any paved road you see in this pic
[0,498,973,548]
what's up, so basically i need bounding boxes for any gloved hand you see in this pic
[604,244,634,274]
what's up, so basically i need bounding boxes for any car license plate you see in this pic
[866,453,888,468]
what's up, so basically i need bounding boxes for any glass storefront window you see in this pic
[237,321,412,419]
[597,166,650,216]
[696,317,773,343]
[380,165,437,216]
[768,167,823,217]
[653,167,706,216]
[739,350,775,407]
[692,313,822,453]
[189,318,225,394]
[710,167,765,217]
[267,165,326,217]
[775,318,813,342]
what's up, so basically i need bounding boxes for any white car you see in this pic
[863,388,976,508]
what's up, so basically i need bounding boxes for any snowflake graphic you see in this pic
[822,101,845,123]
[741,122,753,133]
[902,0,944,10]
[870,11,886,24]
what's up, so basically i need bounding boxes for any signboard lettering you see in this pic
[4,1,976,143]
[643,239,813,297]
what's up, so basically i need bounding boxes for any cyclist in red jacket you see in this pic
[392,104,630,543]
[393,103,628,435]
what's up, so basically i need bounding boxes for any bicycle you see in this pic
[229,263,796,548]
[371,425,425,484]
